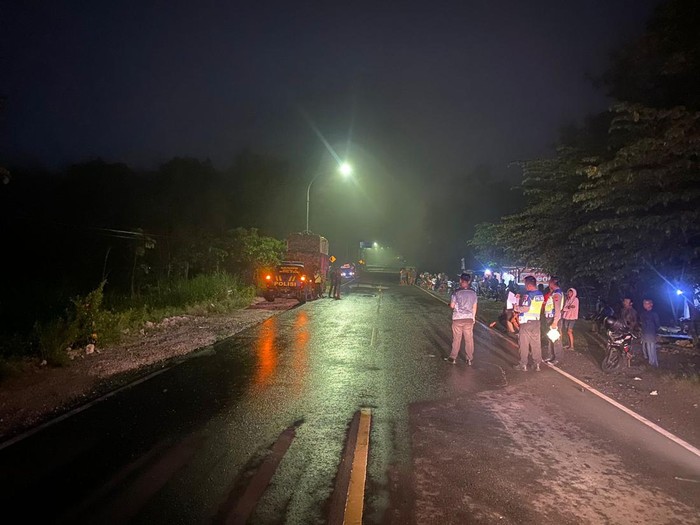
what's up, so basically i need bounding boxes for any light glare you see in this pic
[339,162,353,177]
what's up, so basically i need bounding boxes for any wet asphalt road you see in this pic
[1,273,699,524]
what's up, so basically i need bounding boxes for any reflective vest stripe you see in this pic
[520,292,544,323]
[545,289,562,318]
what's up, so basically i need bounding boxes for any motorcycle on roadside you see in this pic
[588,303,615,333]
[600,316,637,372]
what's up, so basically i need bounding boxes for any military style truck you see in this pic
[263,232,329,303]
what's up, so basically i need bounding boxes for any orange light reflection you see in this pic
[253,318,278,390]
[292,311,310,397]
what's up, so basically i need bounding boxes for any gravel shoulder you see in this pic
[0,297,298,442]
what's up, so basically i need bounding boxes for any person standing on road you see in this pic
[331,266,342,299]
[327,265,337,299]
[445,273,478,365]
[544,277,564,364]
[691,291,700,349]
[562,288,579,351]
[539,283,550,345]
[514,276,545,371]
[620,296,640,334]
[313,267,324,298]
[639,299,660,367]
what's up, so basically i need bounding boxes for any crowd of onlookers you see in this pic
[485,279,664,368]
[413,269,671,369]
[416,271,453,293]
[399,267,417,286]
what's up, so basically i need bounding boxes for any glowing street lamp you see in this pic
[305,162,353,233]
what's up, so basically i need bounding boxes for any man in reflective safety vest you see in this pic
[514,275,545,371]
[313,267,324,298]
[544,276,564,364]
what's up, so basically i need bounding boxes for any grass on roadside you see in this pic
[7,272,255,371]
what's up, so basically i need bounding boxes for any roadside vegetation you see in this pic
[0,224,285,378]
[1,149,295,378]
[29,273,255,368]
[469,0,700,303]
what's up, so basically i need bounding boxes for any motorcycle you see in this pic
[586,303,615,333]
[600,316,636,372]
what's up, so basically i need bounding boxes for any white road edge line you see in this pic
[545,362,700,458]
[415,284,700,459]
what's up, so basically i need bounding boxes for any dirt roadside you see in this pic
[0,297,298,442]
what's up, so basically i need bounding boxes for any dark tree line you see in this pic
[0,151,297,333]
[470,0,700,302]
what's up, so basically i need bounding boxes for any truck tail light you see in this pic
[300,275,306,281]
[265,275,271,280]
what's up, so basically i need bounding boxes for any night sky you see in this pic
[1,0,660,268]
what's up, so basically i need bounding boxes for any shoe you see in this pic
[535,363,541,372]
[467,359,473,366]
[444,357,456,364]
[547,360,559,366]
[513,364,527,371]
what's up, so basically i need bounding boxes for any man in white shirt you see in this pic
[445,273,478,365]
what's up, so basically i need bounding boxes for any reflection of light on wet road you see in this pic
[252,311,311,396]
[291,311,310,397]
[253,317,279,390]
[294,310,310,349]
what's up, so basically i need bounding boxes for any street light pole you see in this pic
[305,162,352,233]
[305,173,321,233]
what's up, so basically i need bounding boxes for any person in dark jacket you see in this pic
[620,296,640,334]
[639,299,660,367]
[330,266,342,299]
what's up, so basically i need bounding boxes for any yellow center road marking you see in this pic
[343,408,372,525]
[416,285,700,460]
